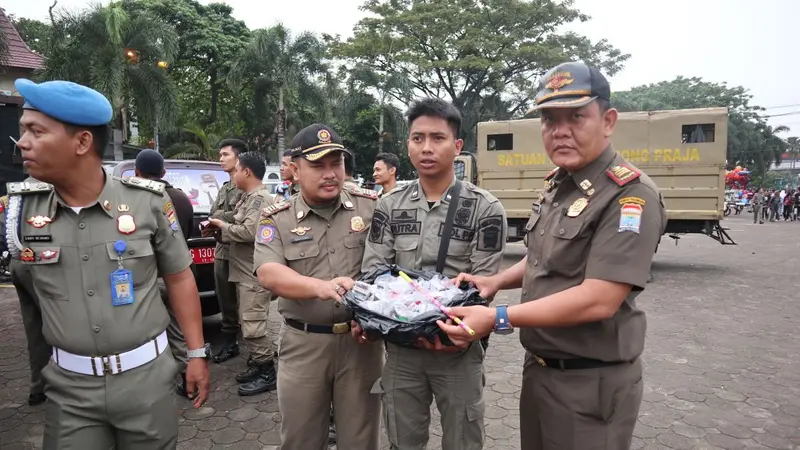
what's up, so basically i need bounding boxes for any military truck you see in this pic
[455,107,734,245]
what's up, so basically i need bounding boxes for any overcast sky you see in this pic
[6,0,798,135]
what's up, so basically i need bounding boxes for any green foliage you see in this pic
[162,124,221,160]
[9,16,51,56]
[612,77,790,177]
[334,0,630,150]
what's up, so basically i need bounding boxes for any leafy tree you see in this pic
[612,77,790,177]
[162,124,220,160]
[36,1,179,160]
[228,24,329,160]
[9,16,51,55]
[334,0,629,151]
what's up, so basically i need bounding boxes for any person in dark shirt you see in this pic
[134,149,194,396]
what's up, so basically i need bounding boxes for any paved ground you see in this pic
[1,214,800,449]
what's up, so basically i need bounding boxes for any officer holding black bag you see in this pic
[360,97,507,450]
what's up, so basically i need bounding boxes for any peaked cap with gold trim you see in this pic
[529,61,611,112]
[289,123,352,161]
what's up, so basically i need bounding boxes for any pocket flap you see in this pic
[25,247,61,265]
[344,233,367,249]
[285,244,321,261]
[105,238,154,260]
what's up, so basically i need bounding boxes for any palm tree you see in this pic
[162,124,220,161]
[37,1,179,160]
[228,24,328,161]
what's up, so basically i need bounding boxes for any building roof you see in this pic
[0,7,43,70]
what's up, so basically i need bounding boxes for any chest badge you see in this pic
[21,247,35,262]
[118,204,130,212]
[567,198,589,217]
[41,250,58,260]
[290,226,311,236]
[27,215,53,228]
[350,216,366,232]
[117,214,137,234]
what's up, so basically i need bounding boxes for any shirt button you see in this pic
[300,252,305,257]
[128,249,135,255]
[87,290,94,296]
[359,239,364,245]
[93,326,100,332]
[327,223,331,228]
[540,230,544,236]
[522,289,527,297]
[78,223,86,229]
[533,260,539,266]
[329,248,335,254]
[553,202,559,207]
[82,255,89,261]
[559,228,565,235]
[334,302,340,308]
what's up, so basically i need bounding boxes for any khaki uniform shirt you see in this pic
[0,175,192,356]
[210,181,243,260]
[362,179,507,278]
[752,193,764,205]
[253,186,378,325]
[221,186,274,284]
[521,147,666,362]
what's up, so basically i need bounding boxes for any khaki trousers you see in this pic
[42,349,179,450]
[214,258,239,336]
[379,342,486,450]
[237,283,273,363]
[520,353,643,450]
[11,260,52,396]
[277,324,384,450]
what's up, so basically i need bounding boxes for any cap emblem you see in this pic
[545,72,574,91]
[317,129,332,144]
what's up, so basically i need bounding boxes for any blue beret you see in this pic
[15,79,113,127]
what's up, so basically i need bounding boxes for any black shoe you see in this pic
[235,361,262,384]
[213,341,240,364]
[328,419,337,444]
[175,372,192,398]
[28,392,46,406]
[237,362,277,396]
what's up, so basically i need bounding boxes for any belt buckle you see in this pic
[533,354,547,367]
[332,322,350,334]
[96,355,121,375]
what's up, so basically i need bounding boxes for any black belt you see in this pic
[285,319,351,335]
[531,354,628,370]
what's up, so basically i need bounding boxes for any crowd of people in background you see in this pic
[727,188,800,223]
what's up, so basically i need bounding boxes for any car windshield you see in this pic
[120,167,229,214]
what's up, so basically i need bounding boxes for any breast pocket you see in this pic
[343,232,368,274]
[523,211,541,248]
[284,243,321,273]
[394,236,419,269]
[27,247,70,302]
[545,212,590,272]
[105,238,156,289]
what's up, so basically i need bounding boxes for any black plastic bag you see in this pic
[342,264,487,348]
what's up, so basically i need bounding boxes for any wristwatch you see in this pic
[187,343,212,360]
[493,304,514,335]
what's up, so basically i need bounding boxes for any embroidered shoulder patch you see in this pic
[119,176,166,194]
[605,165,641,186]
[618,203,643,234]
[618,196,646,206]
[6,181,53,195]
[256,218,277,244]
[261,201,290,218]
[347,185,379,200]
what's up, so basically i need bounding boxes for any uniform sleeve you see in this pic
[209,186,237,222]
[253,216,286,273]
[153,193,192,276]
[584,183,665,290]
[220,195,263,243]
[360,197,395,273]
[470,198,508,276]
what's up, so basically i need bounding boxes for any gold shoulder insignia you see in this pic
[6,181,53,195]
[605,164,642,187]
[119,176,166,194]
[544,168,560,181]
[261,201,291,218]
[347,185,379,200]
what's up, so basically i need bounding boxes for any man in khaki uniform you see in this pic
[438,62,666,450]
[276,149,301,202]
[208,151,277,396]
[752,188,764,224]
[8,254,51,405]
[361,98,506,450]
[208,139,246,363]
[254,123,383,450]
[3,79,210,449]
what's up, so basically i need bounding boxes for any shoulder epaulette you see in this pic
[605,164,642,187]
[261,201,291,218]
[347,185,379,200]
[6,181,53,195]
[382,184,407,198]
[544,168,560,181]
[119,176,166,194]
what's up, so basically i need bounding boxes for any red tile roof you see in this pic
[0,8,43,70]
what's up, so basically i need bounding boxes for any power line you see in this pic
[762,103,800,110]
[764,110,800,118]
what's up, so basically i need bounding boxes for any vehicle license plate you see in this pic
[190,247,215,264]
